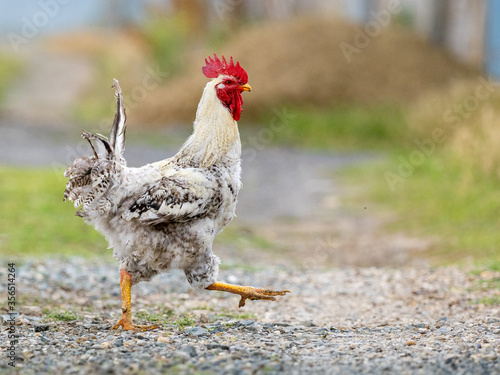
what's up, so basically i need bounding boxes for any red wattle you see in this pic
[217,89,243,121]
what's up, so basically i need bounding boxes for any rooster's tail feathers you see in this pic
[81,131,112,159]
[109,79,127,161]
[63,80,127,210]
[79,79,127,162]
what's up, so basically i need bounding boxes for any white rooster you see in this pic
[63,54,290,331]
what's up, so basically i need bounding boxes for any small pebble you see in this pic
[185,327,209,337]
[199,313,209,323]
[156,336,170,344]
[34,324,50,333]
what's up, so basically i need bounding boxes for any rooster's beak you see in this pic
[239,84,252,92]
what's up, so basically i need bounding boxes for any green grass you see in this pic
[341,155,500,266]
[258,104,406,150]
[134,310,196,328]
[471,296,500,306]
[0,54,23,104]
[43,310,79,322]
[173,315,196,328]
[0,167,109,259]
[135,309,175,324]
[134,310,203,329]
[475,277,500,291]
[134,309,256,327]
[132,310,202,329]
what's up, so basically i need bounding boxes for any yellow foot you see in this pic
[207,281,291,308]
[112,315,160,332]
[238,286,291,308]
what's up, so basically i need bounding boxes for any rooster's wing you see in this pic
[123,168,223,225]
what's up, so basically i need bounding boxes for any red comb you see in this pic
[202,54,248,85]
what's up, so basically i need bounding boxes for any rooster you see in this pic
[63,55,290,331]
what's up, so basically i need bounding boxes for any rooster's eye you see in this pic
[225,80,232,85]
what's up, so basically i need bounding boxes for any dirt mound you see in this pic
[131,17,479,125]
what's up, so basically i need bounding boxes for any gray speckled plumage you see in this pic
[64,78,242,288]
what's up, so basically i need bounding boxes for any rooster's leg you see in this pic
[112,270,159,332]
[206,281,290,308]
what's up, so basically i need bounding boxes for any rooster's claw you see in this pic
[112,316,160,332]
[238,287,291,307]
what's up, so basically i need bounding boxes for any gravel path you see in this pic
[1,259,499,374]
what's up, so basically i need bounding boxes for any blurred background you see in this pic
[0,0,499,270]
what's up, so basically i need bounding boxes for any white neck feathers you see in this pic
[178,78,241,167]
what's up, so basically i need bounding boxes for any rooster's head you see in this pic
[202,54,251,121]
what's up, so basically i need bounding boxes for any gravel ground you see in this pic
[0,258,499,374]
